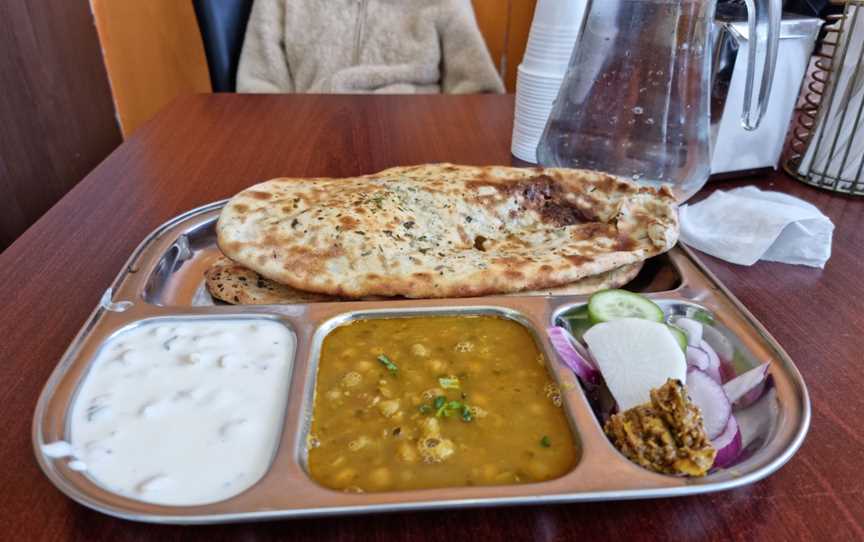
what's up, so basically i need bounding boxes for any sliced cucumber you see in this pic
[587,289,664,324]
[666,325,688,352]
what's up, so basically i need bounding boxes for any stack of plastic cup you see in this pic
[512,0,587,163]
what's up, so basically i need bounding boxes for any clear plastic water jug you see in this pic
[537,0,781,201]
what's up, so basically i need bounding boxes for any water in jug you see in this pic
[536,0,781,201]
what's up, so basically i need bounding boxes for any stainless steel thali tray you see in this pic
[33,200,810,524]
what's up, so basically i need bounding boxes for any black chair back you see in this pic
[193,0,255,92]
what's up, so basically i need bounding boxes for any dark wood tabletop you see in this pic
[1,94,862,541]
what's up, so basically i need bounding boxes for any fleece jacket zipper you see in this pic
[352,0,368,66]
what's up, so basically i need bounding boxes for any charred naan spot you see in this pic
[339,215,359,231]
[222,241,242,254]
[505,270,525,280]
[246,190,273,200]
[354,206,367,215]
[366,273,381,280]
[571,222,612,240]
[491,256,522,267]
[540,264,553,272]
[592,174,635,196]
[233,204,249,214]
[565,254,593,266]
[412,272,432,282]
[473,235,488,251]
[456,225,471,246]
[615,234,637,252]
[513,175,589,227]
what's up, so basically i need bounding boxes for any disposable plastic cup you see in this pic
[511,141,540,163]
[515,99,554,115]
[530,0,588,32]
[520,0,587,73]
[517,64,566,82]
[515,88,560,102]
[516,79,563,93]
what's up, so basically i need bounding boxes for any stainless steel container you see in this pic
[32,201,810,524]
[711,14,823,175]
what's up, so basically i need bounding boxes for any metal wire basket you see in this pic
[785,0,864,195]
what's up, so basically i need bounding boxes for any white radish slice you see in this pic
[546,327,600,385]
[686,368,732,440]
[583,318,687,411]
[712,415,742,468]
[675,317,703,346]
[723,362,770,407]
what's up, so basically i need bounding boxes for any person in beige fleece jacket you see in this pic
[237,0,505,94]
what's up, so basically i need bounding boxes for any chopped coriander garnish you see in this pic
[376,354,398,376]
[433,396,446,410]
[461,405,473,422]
[419,404,432,414]
[438,376,460,390]
[540,436,551,448]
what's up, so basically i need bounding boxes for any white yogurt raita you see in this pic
[51,319,294,506]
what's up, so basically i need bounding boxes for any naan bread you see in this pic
[204,256,643,305]
[204,257,337,304]
[217,164,677,299]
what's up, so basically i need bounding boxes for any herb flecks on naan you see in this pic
[217,165,677,299]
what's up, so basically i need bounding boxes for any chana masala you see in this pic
[307,316,578,492]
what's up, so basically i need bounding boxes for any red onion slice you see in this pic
[675,317,703,346]
[697,340,723,383]
[686,346,710,371]
[686,368,732,440]
[723,362,770,408]
[547,326,600,385]
[712,415,742,468]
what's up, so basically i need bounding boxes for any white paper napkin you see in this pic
[678,186,834,268]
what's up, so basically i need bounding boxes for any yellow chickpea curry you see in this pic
[307,315,578,492]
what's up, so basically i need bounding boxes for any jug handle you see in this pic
[741,0,781,130]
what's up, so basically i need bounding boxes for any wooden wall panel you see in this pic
[0,0,123,251]
[90,0,212,137]
[473,0,537,92]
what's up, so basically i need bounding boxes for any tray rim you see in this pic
[31,201,811,524]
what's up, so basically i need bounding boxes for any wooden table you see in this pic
[1,94,862,541]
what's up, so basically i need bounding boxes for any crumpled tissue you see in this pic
[678,186,834,268]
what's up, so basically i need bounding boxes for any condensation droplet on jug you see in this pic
[645,118,655,125]
[631,174,643,181]
[632,107,644,115]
